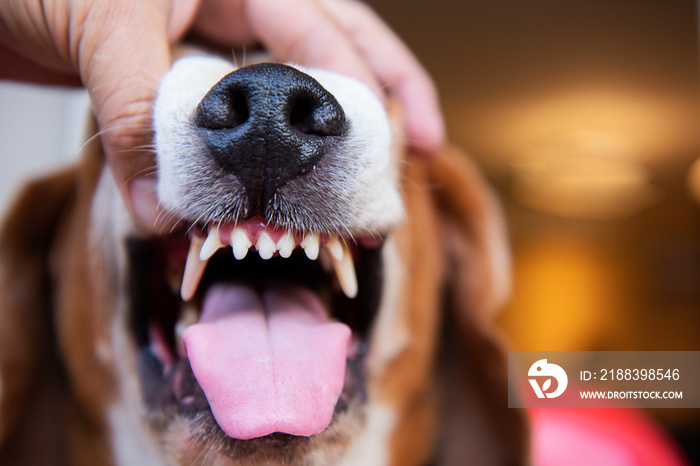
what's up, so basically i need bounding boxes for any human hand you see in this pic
[0,0,445,232]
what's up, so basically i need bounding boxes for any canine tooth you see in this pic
[175,304,199,356]
[301,233,320,260]
[330,242,358,299]
[232,228,252,260]
[181,235,207,301]
[200,227,223,261]
[277,231,295,258]
[257,231,276,260]
[325,236,344,262]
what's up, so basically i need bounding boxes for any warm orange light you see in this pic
[687,157,700,204]
[479,86,695,167]
[490,87,681,219]
[500,238,622,351]
[512,150,660,220]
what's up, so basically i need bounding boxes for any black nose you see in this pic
[194,63,347,212]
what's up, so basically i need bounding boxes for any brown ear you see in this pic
[423,148,529,465]
[0,168,78,463]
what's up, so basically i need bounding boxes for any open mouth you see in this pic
[127,217,384,442]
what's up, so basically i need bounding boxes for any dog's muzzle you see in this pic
[136,58,400,451]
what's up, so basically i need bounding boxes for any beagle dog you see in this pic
[0,54,527,465]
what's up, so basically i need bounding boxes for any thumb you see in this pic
[77,0,181,232]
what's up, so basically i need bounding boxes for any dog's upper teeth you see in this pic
[325,237,358,299]
[301,232,320,260]
[178,227,359,300]
[181,235,208,301]
[325,236,344,262]
[276,231,295,258]
[256,231,276,260]
[232,227,252,260]
[200,226,223,261]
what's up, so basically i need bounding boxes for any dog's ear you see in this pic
[426,146,511,318]
[420,148,529,465]
[0,167,78,463]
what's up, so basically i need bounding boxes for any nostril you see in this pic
[289,92,346,137]
[195,87,249,130]
[194,63,349,212]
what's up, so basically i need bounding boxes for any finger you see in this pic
[76,0,177,232]
[0,0,80,82]
[320,0,445,154]
[243,0,383,98]
[189,0,258,48]
[169,0,204,41]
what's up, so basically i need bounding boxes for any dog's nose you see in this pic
[194,63,347,210]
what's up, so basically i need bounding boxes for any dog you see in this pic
[0,53,527,465]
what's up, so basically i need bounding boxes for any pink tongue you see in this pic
[181,282,351,440]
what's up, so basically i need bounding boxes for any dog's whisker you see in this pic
[74,122,153,157]
[231,49,239,69]
[108,151,157,165]
[343,225,357,244]
[111,148,157,155]
[168,217,189,235]
[88,72,161,96]
[199,444,214,466]
[393,134,426,149]
[96,120,154,133]
[97,118,155,136]
[121,167,159,188]
[129,144,157,151]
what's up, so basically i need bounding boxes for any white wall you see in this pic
[0,82,89,216]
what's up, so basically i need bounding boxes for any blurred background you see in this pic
[1,0,699,462]
[365,0,700,462]
[365,0,700,353]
